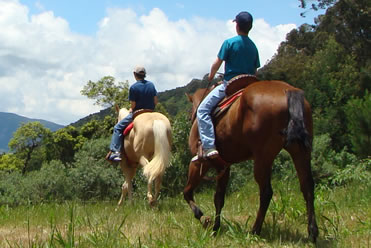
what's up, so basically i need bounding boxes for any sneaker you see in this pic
[108,151,122,162]
[204,148,219,158]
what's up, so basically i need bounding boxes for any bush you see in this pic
[0,171,27,206]
[329,158,371,187]
[69,137,123,200]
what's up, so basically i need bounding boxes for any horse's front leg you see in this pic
[116,162,137,210]
[183,161,211,227]
[213,166,231,232]
[116,182,128,211]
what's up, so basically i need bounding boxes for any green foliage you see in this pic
[345,90,371,157]
[299,0,337,10]
[316,0,371,66]
[22,160,73,203]
[329,158,371,187]
[310,134,359,185]
[68,137,123,200]
[8,122,52,174]
[0,171,25,205]
[0,138,123,205]
[81,76,130,109]
[46,125,86,164]
[0,153,23,172]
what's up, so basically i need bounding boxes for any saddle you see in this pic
[212,74,259,119]
[123,109,154,135]
[194,75,259,161]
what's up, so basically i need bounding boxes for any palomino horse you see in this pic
[183,78,318,242]
[114,107,172,208]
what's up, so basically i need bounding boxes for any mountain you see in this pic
[0,112,64,153]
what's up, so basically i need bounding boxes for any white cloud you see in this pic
[0,1,296,125]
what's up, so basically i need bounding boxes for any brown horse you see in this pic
[114,107,172,208]
[183,79,318,242]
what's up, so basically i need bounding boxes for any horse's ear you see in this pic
[115,104,120,113]
[185,93,193,103]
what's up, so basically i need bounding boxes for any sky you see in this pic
[0,0,324,125]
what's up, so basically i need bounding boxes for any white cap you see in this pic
[134,66,146,75]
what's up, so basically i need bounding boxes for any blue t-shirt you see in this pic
[217,35,260,81]
[129,80,157,111]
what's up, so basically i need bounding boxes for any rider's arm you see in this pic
[129,101,136,112]
[154,96,158,106]
[208,57,223,81]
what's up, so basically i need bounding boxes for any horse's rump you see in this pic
[124,112,171,164]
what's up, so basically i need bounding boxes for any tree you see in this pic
[8,122,51,174]
[314,0,371,67]
[345,91,371,157]
[0,153,23,172]
[46,126,86,164]
[299,0,337,12]
[81,76,130,109]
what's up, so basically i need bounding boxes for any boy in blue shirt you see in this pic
[197,11,260,158]
[108,66,158,162]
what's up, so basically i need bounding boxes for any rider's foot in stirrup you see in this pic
[108,151,122,162]
[204,148,219,159]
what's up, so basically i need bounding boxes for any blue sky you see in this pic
[20,0,322,35]
[1,0,325,125]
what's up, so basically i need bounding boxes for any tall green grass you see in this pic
[0,177,370,247]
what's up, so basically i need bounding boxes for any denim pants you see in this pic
[196,81,227,149]
[110,112,133,152]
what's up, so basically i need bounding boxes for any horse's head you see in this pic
[115,105,130,123]
[186,88,212,123]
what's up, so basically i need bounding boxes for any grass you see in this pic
[0,177,370,247]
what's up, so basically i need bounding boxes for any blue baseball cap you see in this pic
[233,11,253,31]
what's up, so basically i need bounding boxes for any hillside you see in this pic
[0,112,64,152]
[158,75,212,116]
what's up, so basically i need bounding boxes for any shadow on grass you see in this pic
[206,217,336,247]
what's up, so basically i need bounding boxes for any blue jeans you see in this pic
[110,112,133,152]
[196,81,227,149]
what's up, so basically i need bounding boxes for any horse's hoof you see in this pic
[200,216,212,228]
[149,200,157,207]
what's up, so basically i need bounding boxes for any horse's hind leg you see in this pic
[251,156,274,236]
[184,161,210,226]
[287,146,318,242]
[147,175,163,206]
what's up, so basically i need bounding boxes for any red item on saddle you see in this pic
[123,122,134,136]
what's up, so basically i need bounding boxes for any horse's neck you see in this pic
[118,108,130,121]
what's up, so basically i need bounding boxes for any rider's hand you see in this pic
[207,73,214,82]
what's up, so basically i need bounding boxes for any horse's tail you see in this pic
[142,120,171,183]
[284,90,312,150]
